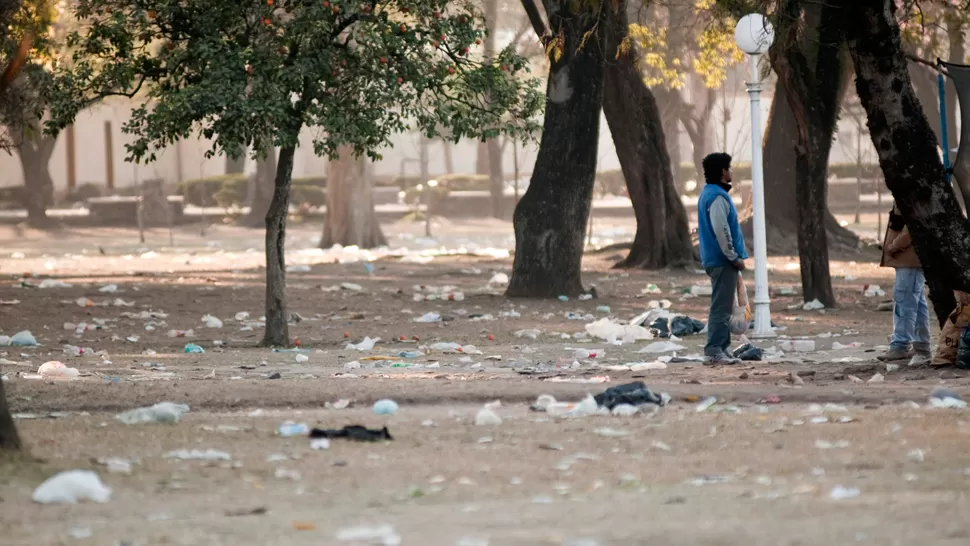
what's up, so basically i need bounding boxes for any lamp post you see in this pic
[734,14,775,338]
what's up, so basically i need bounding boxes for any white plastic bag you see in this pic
[730,276,750,335]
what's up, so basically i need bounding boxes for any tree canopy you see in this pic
[43,0,544,164]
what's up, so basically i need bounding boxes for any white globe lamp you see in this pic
[734,14,775,55]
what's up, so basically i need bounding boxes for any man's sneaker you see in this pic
[908,354,932,367]
[877,347,915,362]
[706,353,741,365]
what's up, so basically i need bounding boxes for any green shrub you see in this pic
[177,174,246,206]
[65,182,105,203]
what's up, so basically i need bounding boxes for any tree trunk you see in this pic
[225,148,245,175]
[260,144,296,347]
[0,378,21,451]
[18,125,56,228]
[653,87,682,186]
[770,0,844,307]
[486,139,504,218]
[321,146,387,249]
[475,141,488,175]
[603,7,693,269]
[740,44,859,255]
[242,149,276,228]
[441,139,454,173]
[843,0,970,326]
[507,0,608,298]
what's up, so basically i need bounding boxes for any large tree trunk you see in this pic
[740,48,859,255]
[260,144,296,347]
[603,7,693,269]
[0,378,21,451]
[507,0,608,298]
[770,0,845,307]
[321,146,387,249]
[843,0,970,326]
[242,150,276,228]
[18,122,56,228]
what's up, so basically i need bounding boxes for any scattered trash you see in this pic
[475,408,502,426]
[347,337,379,351]
[310,425,393,442]
[594,427,630,437]
[99,284,118,293]
[638,341,686,354]
[413,312,443,323]
[929,387,967,408]
[117,402,190,424]
[627,361,668,371]
[32,470,112,504]
[488,273,509,285]
[907,449,925,463]
[694,397,718,412]
[645,315,705,338]
[593,381,666,409]
[99,457,134,475]
[335,524,401,545]
[868,373,885,384]
[38,279,71,288]
[585,318,652,344]
[164,449,232,461]
[202,314,223,328]
[184,343,205,353]
[278,422,310,437]
[310,438,331,450]
[732,343,763,361]
[572,348,604,359]
[829,486,861,500]
[37,361,80,380]
[779,340,815,352]
[611,404,640,416]
[372,399,399,415]
[6,330,38,347]
[295,353,309,363]
[690,284,713,296]
[831,341,863,350]
[802,299,825,311]
[863,284,886,297]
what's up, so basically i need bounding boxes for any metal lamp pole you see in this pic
[735,14,775,338]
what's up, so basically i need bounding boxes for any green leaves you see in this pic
[43,0,543,164]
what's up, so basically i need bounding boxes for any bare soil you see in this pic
[1,220,969,545]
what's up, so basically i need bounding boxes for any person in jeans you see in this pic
[878,203,931,365]
[697,152,748,364]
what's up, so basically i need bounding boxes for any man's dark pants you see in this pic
[705,265,738,357]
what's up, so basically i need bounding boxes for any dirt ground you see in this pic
[2,218,970,545]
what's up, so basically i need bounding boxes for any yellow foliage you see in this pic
[627,7,743,91]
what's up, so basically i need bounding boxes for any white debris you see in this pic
[802,299,825,311]
[163,449,231,461]
[98,284,118,293]
[868,373,885,384]
[832,341,863,350]
[611,404,639,416]
[117,402,190,424]
[488,273,509,285]
[38,279,71,288]
[346,337,378,351]
[829,486,861,500]
[566,394,599,418]
[593,427,630,437]
[929,387,967,408]
[638,341,686,354]
[372,399,399,415]
[907,449,925,463]
[628,361,668,371]
[585,318,652,345]
[311,438,331,450]
[863,284,886,297]
[335,524,401,545]
[413,312,442,323]
[475,408,502,426]
[235,311,250,321]
[32,470,112,504]
[37,361,80,380]
[295,353,309,363]
[779,340,815,352]
[201,314,223,328]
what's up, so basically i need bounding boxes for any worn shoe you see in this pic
[877,347,915,362]
[705,353,741,365]
[908,354,932,367]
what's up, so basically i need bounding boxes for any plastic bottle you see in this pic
[573,349,604,359]
[277,422,310,437]
[957,328,970,370]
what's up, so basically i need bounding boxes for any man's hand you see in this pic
[733,259,747,271]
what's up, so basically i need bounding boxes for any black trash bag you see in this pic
[958,328,970,370]
[650,317,670,338]
[309,425,393,442]
[593,381,665,409]
[671,316,706,337]
[732,343,763,361]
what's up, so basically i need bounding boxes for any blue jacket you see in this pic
[697,183,748,268]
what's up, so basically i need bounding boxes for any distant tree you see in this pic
[45,0,542,346]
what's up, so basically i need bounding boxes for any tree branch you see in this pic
[519,0,551,45]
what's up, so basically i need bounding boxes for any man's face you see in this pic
[722,166,732,184]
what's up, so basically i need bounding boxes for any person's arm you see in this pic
[709,196,740,264]
[888,226,912,254]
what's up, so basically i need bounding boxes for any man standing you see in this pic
[697,152,748,364]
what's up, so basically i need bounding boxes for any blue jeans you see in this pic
[891,268,930,352]
[705,265,738,357]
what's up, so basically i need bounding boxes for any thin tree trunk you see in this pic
[442,139,454,173]
[603,6,693,269]
[18,127,56,228]
[260,144,296,347]
[483,0,505,218]
[225,148,245,175]
[242,149,277,228]
[844,0,968,326]
[475,141,488,175]
[0,378,20,451]
[321,146,387,249]
[508,0,608,298]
